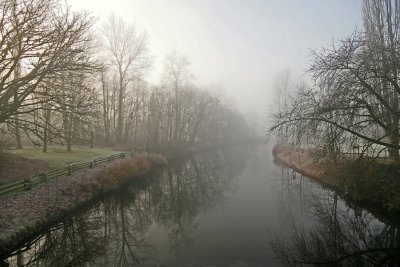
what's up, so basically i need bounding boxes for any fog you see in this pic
[68,0,361,124]
[4,1,400,265]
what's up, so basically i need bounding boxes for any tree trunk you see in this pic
[67,138,72,152]
[43,108,51,153]
[388,133,399,159]
[123,116,131,144]
[12,0,22,149]
[101,71,110,144]
[15,113,22,149]
[116,76,124,144]
[14,63,22,149]
[388,93,400,159]
[174,83,179,144]
[64,111,73,152]
[90,131,94,148]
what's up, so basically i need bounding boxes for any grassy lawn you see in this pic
[8,146,123,169]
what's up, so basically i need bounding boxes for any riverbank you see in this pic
[0,153,167,254]
[272,144,400,218]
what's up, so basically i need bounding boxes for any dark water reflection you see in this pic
[2,145,400,266]
[273,172,400,266]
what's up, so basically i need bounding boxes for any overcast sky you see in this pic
[68,0,363,123]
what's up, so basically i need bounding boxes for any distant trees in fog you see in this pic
[269,0,400,159]
[100,15,150,145]
[98,50,250,150]
[0,0,251,151]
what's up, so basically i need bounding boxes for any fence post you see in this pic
[40,173,47,182]
[67,163,74,175]
[24,179,32,190]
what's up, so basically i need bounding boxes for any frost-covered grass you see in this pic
[8,146,123,169]
[0,153,168,253]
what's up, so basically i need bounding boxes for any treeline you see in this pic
[0,0,251,152]
[269,0,400,159]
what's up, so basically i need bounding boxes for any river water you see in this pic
[2,145,400,266]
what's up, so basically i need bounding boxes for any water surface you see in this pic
[2,145,399,266]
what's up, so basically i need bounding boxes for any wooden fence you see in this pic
[0,151,135,197]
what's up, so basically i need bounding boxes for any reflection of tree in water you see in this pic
[96,187,154,266]
[3,182,157,267]
[273,168,400,266]
[4,207,104,266]
[147,147,250,253]
[3,146,251,266]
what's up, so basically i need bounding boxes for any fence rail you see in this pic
[0,151,134,197]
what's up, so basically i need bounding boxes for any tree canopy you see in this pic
[270,0,400,159]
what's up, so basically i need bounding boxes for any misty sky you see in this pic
[68,0,362,121]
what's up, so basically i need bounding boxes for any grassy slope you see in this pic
[7,146,123,169]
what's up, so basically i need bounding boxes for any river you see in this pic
[2,145,399,266]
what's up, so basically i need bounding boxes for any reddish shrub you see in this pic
[79,181,101,195]
[135,156,151,173]
[99,172,119,189]
[116,160,139,183]
[272,144,288,156]
[98,153,167,190]
[147,154,168,166]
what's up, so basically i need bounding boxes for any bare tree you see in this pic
[161,53,193,144]
[100,66,111,144]
[0,0,97,151]
[272,68,293,113]
[0,0,95,123]
[58,73,99,151]
[271,68,294,144]
[269,0,400,159]
[100,15,150,145]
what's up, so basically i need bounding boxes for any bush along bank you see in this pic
[272,144,400,218]
[0,154,167,254]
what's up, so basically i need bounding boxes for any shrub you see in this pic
[99,173,119,189]
[334,159,400,212]
[135,156,151,173]
[79,181,101,195]
[98,153,167,190]
[272,144,286,156]
[147,154,168,166]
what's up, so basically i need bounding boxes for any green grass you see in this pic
[8,146,123,169]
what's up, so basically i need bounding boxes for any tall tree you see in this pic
[100,15,150,145]
[161,53,193,144]
[269,0,400,159]
[0,0,95,124]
